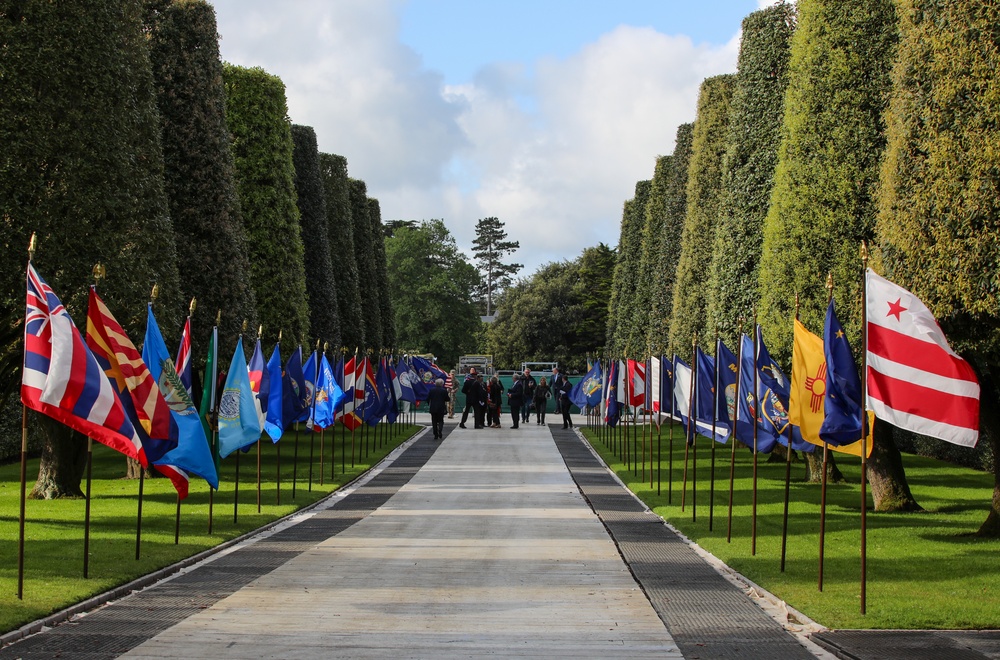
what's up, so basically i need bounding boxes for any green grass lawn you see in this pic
[0,423,418,634]
[581,422,1000,630]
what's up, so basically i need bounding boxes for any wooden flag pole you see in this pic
[819,273,834,590]
[292,423,300,500]
[782,295,801,573]
[692,335,699,522]
[751,309,759,557]
[668,356,675,504]
[18,404,29,598]
[174,494,181,544]
[727,319,744,544]
[860,243,870,615]
[208,311,220,534]
[276,330,283,506]
[209,426,217,533]
[682,336,696,513]
[235,321,247,524]
[137,283,159,561]
[709,330,719,531]
[84,262,105,577]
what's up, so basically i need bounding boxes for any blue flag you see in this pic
[716,340,738,440]
[735,333,777,453]
[695,347,727,443]
[756,326,814,454]
[604,360,621,427]
[409,356,446,401]
[264,343,283,441]
[282,346,308,429]
[298,351,318,424]
[570,360,603,410]
[821,299,864,446]
[658,356,675,420]
[312,354,346,430]
[375,358,398,424]
[143,308,219,493]
[218,338,262,458]
[395,358,417,403]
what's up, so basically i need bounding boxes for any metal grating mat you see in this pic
[551,427,816,660]
[0,432,442,660]
[811,629,1000,660]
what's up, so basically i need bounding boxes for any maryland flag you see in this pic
[790,318,872,457]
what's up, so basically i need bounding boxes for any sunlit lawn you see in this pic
[581,422,1000,630]
[0,423,418,634]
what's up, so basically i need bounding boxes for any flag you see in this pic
[604,359,621,427]
[282,346,308,430]
[264,343,283,441]
[626,358,646,407]
[311,354,346,429]
[410,356,446,401]
[361,358,384,426]
[298,350,318,424]
[570,360,603,410]
[395,358,417,404]
[247,339,268,430]
[218,337,262,458]
[695,347,727,443]
[339,356,362,430]
[866,269,979,447]
[176,316,193,398]
[144,307,219,496]
[22,264,147,465]
[735,333,777,453]
[821,299,865,446]
[85,288,171,443]
[649,356,662,413]
[790,314,871,458]
[376,358,398,424]
[756,325,813,453]
[197,325,220,474]
[716,340,739,440]
[673,357,695,442]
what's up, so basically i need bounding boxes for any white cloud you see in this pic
[211,1,740,274]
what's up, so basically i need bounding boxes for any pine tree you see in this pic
[223,64,311,345]
[368,198,396,350]
[606,181,651,358]
[291,125,340,349]
[471,216,521,316]
[637,156,672,355]
[319,153,364,351]
[349,179,381,351]
[668,75,736,356]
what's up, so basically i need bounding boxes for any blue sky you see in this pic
[211,0,770,275]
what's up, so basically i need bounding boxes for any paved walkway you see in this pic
[3,417,996,659]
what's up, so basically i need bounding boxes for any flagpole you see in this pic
[18,230,33,597]
[275,333,282,506]
[292,422,299,500]
[710,331,719,531]
[752,310,759,557]
[308,340,319,492]
[138,285,159,561]
[682,336,695,513]
[728,318,743,543]
[256,327,263,514]
[860,243,870,615]
[235,320,247,524]
[818,275,834,590]
[341,347,347,474]
[83,263,105,577]
[668,356,675,504]
[781,296,801,573]
[656,355,662,496]
[176,299,196,541]
[208,314,220,534]
[692,337,698,522]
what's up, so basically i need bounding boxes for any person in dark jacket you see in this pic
[459,367,478,428]
[533,376,551,425]
[557,375,574,429]
[427,378,449,439]
[506,374,524,429]
[472,373,488,429]
[487,375,503,428]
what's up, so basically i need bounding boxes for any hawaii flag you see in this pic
[22,264,146,465]
[866,269,980,447]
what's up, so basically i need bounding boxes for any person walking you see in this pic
[557,374,574,429]
[472,372,488,429]
[533,376,551,425]
[446,369,459,418]
[520,368,537,424]
[487,375,503,428]
[459,368,478,428]
[427,377,449,439]
[506,373,524,429]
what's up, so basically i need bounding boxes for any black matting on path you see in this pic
[550,426,815,660]
[0,430,444,660]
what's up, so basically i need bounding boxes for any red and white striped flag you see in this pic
[865,269,980,447]
[626,359,646,407]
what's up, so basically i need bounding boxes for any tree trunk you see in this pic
[975,362,1000,537]
[867,421,922,512]
[125,456,154,479]
[29,414,88,499]
[805,449,846,483]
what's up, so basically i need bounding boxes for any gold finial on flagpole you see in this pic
[258,325,263,340]
[242,319,248,334]
[150,283,159,304]
[860,240,869,266]
[27,233,37,262]
[315,338,321,351]
[323,342,329,354]
[92,263,105,287]
[189,297,197,317]
[215,309,221,326]
[278,329,282,342]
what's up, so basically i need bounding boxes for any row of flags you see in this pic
[585,268,980,451]
[21,262,447,500]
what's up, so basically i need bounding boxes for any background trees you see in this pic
[471,216,521,317]
[384,220,480,365]
[319,153,365,351]
[349,179,382,351]
[605,181,651,357]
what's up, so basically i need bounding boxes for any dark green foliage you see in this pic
[490,244,615,371]
[637,156,671,355]
[147,0,257,361]
[0,0,182,400]
[291,125,340,348]
[874,0,1000,532]
[385,220,480,365]
[349,179,381,351]
[668,75,736,356]
[319,153,364,351]
[606,181,651,358]
[223,64,310,345]
[471,216,521,316]
[707,3,796,348]
[367,198,395,349]
[647,124,694,354]
[758,0,897,363]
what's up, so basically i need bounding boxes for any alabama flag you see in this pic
[865,269,980,447]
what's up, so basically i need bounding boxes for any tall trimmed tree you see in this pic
[668,75,736,356]
[319,153,364,351]
[647,124,694,354]
[758,0,908,510]
[291,125,340,348]
[875,0,1000,533]
[707,3,796,348]
[368,198,395,350]
[606,181,651,358]
[471,216,521,317]
[349,179,381,351]
[1,0,182,497]
[147,0,257,361]
[634,156,671,356]
[223,64,310,345]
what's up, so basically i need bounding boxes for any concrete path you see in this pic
[124,422,679,658]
